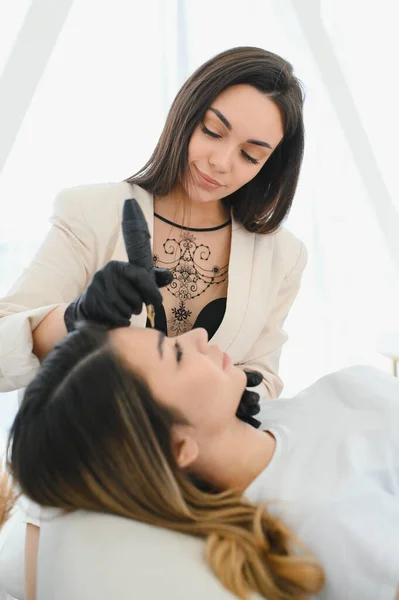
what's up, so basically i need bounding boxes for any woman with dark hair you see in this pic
[8,323,399,600]
[0,46,307,597]
[0,46,305,396]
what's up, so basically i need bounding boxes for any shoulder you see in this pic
[51,182,153,250]
[53,181,152,222]
[312,365,399,413]
[256,226,307,277]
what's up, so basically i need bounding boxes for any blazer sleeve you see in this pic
[0,188,97,392]
[237,241,308,399]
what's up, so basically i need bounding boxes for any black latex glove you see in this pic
[236,370,263,428]
[64,199,172,332]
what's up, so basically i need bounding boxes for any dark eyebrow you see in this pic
[246,138,272,150]
[158,331,165,359]
[208,107,273,150]
[209,107,232,131]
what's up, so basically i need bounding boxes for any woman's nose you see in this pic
[182,328,209,352]
[195,327,209,353]
[209,147,233,173]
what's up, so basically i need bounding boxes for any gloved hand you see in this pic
[236,370,263,428]
[64,262,172,332]
[64,198,172,332]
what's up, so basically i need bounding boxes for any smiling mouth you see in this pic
[194,166,223,189]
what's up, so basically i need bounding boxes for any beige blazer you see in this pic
[0,182,307,397]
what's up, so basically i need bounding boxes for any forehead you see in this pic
[110,327,159,371]
[210,84,284,140]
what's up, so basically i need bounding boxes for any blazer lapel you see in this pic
[113,186,257,348]
[211,216,255,357]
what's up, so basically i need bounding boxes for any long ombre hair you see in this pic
[126,46,305,234]
[8,324,323,599]
[0,466,15,529]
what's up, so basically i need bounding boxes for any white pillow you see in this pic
[38,510,261,599]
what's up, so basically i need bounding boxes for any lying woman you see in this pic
[8,323,399,600]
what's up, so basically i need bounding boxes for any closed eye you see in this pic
[201,125,259,165]
[174,341,183,364]
[201,125,221,139]
[241,151,259,165]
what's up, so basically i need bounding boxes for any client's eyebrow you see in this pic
[158,331,165,359]
[208,107,273,150]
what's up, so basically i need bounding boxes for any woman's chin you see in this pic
[185,180,226,204]
[189,188,219,204]
[233,366,247,393]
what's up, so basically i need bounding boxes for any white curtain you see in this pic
[0,0,180,429]
[0,0,398,429]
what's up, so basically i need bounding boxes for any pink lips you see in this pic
[222,352,232,370]
[195,166,223,190]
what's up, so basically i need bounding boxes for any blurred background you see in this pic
[1,0,399,431]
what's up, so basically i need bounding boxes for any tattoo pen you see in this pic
[122,198,156,328]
